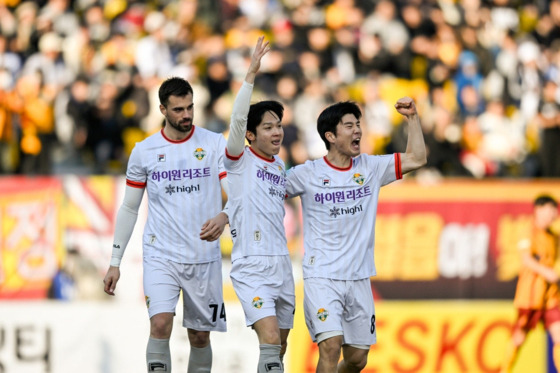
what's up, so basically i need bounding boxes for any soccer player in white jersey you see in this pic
[285,99,426,372]
[225,37,295,372]
[103,77,229,373]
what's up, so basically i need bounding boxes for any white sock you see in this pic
[146,337,171,372]
[258,344,283,372]
[188,344,212,373]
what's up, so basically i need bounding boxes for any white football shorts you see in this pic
[143,256,227,332]
[230,255,295,328]
[304,277,376,346]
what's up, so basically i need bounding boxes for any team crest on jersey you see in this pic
[317,308,329,321]
[353,173,365,185]
[145,296,150,308]
[193,148,206,160]
[252,297,264,309]
[157,154,166,162]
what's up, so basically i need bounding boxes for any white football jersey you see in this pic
[225,146,289,261]
[126,126,227,263]
[286,153,402,280]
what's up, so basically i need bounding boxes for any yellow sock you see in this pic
[553,344,560,371]
[500,341,519,373]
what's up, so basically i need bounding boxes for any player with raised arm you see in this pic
[103,77,229,373]
[501,195,560,373]
[225,36,295,373]
[285,98,426,372]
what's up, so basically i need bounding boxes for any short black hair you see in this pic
[246,100,284,143]
[317,101,362,150]
[534,195,558,207]
[158,77,193,107]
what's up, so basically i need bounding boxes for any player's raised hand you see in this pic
[394,97,417,117]
[103,266,120,296]
[247,36,270,78]
[200,211,228,242]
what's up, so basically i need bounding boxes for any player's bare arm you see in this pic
[103,266,120,296]
[200,211,229,242]
[394,97,427,174]
[245,36,270,86]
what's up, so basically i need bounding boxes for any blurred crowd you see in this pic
[0,0,559,177]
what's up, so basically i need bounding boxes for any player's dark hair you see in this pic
[246,100,284,144]
[158,77,193,107]
[534,195,558,207]
[317,101,362,150]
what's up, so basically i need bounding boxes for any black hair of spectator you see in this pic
[317,101,362,150]
[246,101,284,144]
[534,195,558,207]
[158,77,193,107]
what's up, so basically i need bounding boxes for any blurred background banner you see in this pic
[2,177,559,301]
[289,301,545,373]
[0,176,64,299]
[0,176,559,372]
[373,180,560,300]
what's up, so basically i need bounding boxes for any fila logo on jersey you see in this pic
[353,173,365,185]
[321,178,331,186]
[252,297,264,309]
[317,308,329,321]
[193,148,207,160]
[157,154,166,162]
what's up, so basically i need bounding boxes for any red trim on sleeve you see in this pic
[126,179,146,188]
[394,153,402,180]
[219,171,227,180]
[225,147,243,161]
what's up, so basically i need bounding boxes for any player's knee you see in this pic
[259,328,281,345]
[188,329,210,348]
[345,350,368,371]
[319,338,343,363]
[150,314,173,339]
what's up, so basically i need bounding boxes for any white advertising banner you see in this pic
[0,301,260,373]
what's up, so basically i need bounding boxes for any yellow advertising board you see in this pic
[289,300,545,373]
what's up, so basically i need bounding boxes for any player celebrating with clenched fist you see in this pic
[286,97,426,372]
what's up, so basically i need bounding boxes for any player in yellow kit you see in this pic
[501,195,560,372]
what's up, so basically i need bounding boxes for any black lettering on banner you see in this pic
[209,304,227,322]
[16,326,51,372]
[370,315,376,334]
